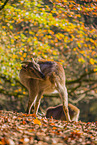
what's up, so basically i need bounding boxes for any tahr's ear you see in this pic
[31,58,41,72]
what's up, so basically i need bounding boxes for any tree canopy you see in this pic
[0,0,97,121]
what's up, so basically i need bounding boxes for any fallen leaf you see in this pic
[33,119,41,125]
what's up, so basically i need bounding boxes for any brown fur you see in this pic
[19,59,71,121]
[46,103,80,121]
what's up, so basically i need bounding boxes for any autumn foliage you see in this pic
[0,0,97,121]
[0,110,97,145]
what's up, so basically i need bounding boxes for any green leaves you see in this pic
[0,0,97,107]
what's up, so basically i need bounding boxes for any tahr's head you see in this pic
[21,59,45,80]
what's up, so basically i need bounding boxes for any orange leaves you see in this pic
[48,30,54,35]
[70,130,82,139]
[23,53,27,58]
[52,126,57,130]
[18,52,23,55]
[12,54,17,59]
[33,119,41,125]
[50,122,55,126]
[25,113,36,117]
[22,120,27,125]
[0,110,97,144]
[94,68,97,73]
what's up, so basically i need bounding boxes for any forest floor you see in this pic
[0,110,97,145]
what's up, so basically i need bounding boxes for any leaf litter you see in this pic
[0,110,97,145]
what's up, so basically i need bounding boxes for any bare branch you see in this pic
[69,95,86,104]
[67,70,97,85]
[0,0,9,10]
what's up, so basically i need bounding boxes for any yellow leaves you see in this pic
[48,35,52,39]
[11,39,14,44]
[14,35,19,39]
[23,53,27,58]
[23,91,26,95]
[0,0,97,79]
[33,36,37,40]
[90,58,95,65]
[2,31,6,36]
[78,33,83,38]
[57,0,67,2]
[80,50,85,54]
[21,47,24,51]
[89,39,95,43]
[48,30,54,35]
[94,68,97,73]
[22,39,26,42]
[19,52,22,55]
[58,10,62,14]
[2,26,6,29]
[0,2,4,5]
[27,37,32,43]
[83,7,94,13]
[33,119,41,126]
[56,33,64,40]
[29,31,34,35]
[75,14,81,18]
[19,51,25,60]
[64,36,68,43]
[15,89,22,93]
[77,43,81,48]
[53,51,58,55]
[41,96,44,99]
[9,25,13,30]
[84,44,87,48]
[20,57,24,61]
[78,57,85,63]
[12,54,17,59]
[73,47,78,51]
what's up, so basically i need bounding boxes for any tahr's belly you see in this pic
[39,78,57,95]
[44,87,57,94]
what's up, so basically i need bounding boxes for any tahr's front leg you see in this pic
[26,79,38,114]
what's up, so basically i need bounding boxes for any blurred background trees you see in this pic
[0,0,97,122]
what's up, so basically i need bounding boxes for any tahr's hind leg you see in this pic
[55,80,71,122]
[34,91,43,115]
